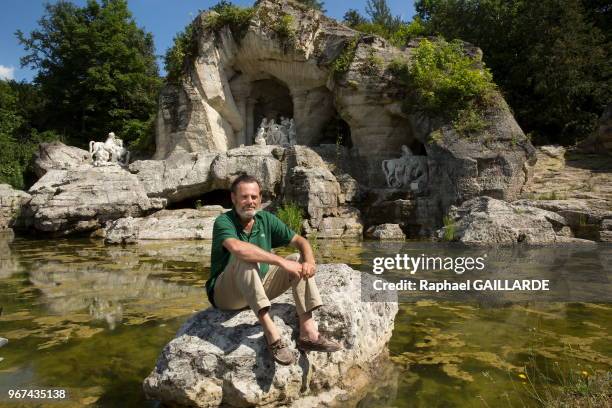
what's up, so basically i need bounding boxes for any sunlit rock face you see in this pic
[104,207,227,244]
[143,264,398,407]
[155,0,535,237]
[0,184,30,231]
[25,167,164,235]
[33,141,91,177]
[437,196,597,245]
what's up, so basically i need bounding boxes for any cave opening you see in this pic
[409,139,427,156]
[250,78,293,141]
[317,114,353,148]
[167,189,233,210]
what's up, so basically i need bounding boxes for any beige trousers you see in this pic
[213,253,323,316]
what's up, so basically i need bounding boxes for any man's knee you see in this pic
[286,253,301,262]
[232,258,260,274]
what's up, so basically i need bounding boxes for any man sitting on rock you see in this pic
[207,174,341,365]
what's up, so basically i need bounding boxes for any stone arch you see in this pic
[249,78,293,144]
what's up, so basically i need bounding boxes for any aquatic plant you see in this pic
[442,215,456,241]
[276,202,304,235]
[520,348,611,407]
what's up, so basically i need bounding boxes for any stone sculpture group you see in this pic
[254,117,296,146]
[89,132,130,166]
[382,145,428,191]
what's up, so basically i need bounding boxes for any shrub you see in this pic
[164,23,199,84]
[165,3,254,84]
[276,202,304,235]
[330,36,360,79]
[407,38,496,116]
[390,38,497,137]
[452,103,487,137]
[206,2,254,41]
[359,49,384,76]
[442,215,456,241]
[273,14,297,50]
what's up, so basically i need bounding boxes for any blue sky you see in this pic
[0,0,416,82]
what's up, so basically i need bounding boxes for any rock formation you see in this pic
[25,167,164,235]
[0,184,30,231]
[143,264,398,407]
[437,196,595,246]
[152,0,536,235]
[366,223,406,240]
[104,207,227,244]
[579,103,612,155]
[33,141,92,177]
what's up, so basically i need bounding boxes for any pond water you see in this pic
[0,234,610,407]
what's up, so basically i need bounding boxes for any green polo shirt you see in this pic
[206,209,296,307]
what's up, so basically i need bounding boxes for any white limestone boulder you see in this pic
[437,196,595,245]
[33,141,92,177]
[143,264,398,407]
[366,224,406,240]
[0,184,30,231]
[104,207,228,244]
[26,166,163,235]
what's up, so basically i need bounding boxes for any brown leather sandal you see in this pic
[297,334,342,352]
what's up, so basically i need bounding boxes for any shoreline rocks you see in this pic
[366,223,406,240]
[437,196,595,246]
[143,264,398,407]
[26,167,164,235]
[104,207,227,244]
[0,184,31,232]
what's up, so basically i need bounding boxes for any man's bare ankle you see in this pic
[300,330,319,341]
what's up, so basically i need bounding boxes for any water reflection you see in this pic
[0,235,610,407]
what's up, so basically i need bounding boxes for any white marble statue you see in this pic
[382,145,428,191]
[89,132,130,166]
[254,117,295,146]
[288,118,296,145]
[254,125,267,145]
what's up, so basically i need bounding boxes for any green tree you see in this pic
[366,0,401,30]
[17,0,161,150]
[342,2,422,47]
[343,9,368,27]
[414,0,611,144]
[0,80,59,189]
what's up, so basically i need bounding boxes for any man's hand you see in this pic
[301,261,316,279]
[281,259,303,280]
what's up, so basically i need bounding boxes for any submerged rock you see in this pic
[143,264,398,407]
[366,223,406,240]
[438,196,595,246]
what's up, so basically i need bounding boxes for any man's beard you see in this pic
[236,206,258,221]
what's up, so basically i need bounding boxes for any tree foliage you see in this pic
[342,0,425,47]
[414,0,611,144]
[17,0,161,150]
[0,80,59,189]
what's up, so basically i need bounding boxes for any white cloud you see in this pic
[0,65,15,80]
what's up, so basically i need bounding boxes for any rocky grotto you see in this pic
[1,0,609,246]
[1,1,611,407]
